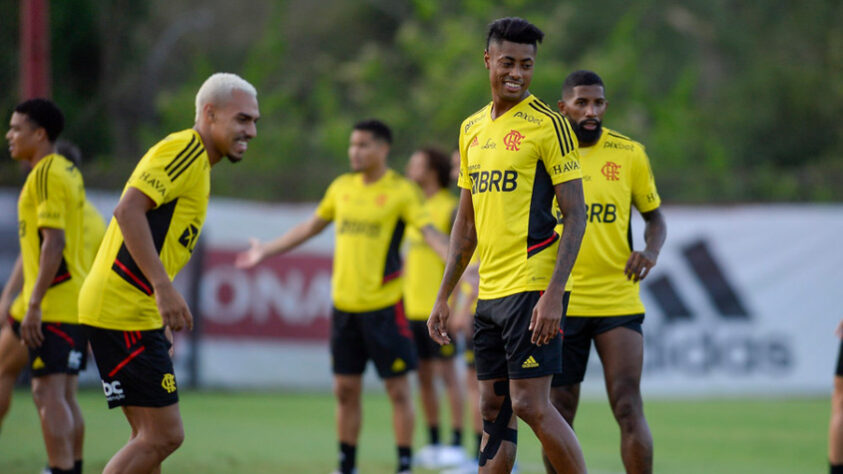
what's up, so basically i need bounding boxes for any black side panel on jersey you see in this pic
[626,208,633,251]
[38,230,71,287]
[526,162,559,258]
[382,219,406,283]
[111,199,179,295]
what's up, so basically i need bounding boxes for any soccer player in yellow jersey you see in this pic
[403,147,466,468]
[79,73,259,474]
[0,139,105,464]
[236,120,449,474]
[428,18,588,473]
[546,70,667,474]
[5,98,88,474]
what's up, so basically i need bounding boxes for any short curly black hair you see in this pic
[486,17,544,49]
[14,98,64,143]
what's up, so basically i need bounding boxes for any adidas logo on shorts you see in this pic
[521,356,539,369]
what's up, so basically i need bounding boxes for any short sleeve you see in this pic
[403,183,433,229]
[541,117,582,185]
[315,179,338,221]
[126,135,200,207]
[456,128,472,190]
[36,162,69,229]
[630,147,661,213]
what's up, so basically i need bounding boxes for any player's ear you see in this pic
[484,50,490,70]
[203,103,215,123]
[557,99,566,115]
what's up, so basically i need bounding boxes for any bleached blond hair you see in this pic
[194,73,257,122]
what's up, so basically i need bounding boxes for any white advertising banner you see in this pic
[0,189,839,396]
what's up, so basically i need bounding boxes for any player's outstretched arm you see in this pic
[531,179,586,346]
[624,208,666,282]
[235,214,330,269]
[21,228,66,348]
[428,189,477,345]
[0,254,22,323]
[114,187,192,332]
[420,225,450,261]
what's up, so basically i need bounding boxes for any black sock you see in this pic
[451,428,463,447]
[831,463,843,474]
[339,442,356,474]
[475,431,483,459]
[428,425,440,445]
[397,446,412,472]
[73,459,82,474]
[50,468,74,474]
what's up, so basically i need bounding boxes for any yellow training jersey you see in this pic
[82,199,107,270]
[79,129,210,330]
[16,154,86,323]
[557,127,661,316]
[315,169,432,313]
[458,95,581,300]
[404,189,457,320]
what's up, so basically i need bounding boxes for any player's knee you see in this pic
[149,424,184,457]
[550,386,577,417]
[479,394,503,421]
[511,393,545,425]
[333,381,360,406]
[31,381,61,408]
[609,381,644,429]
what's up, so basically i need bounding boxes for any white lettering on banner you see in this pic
[200,265,332,326]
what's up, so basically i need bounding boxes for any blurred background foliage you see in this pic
[1,0,841,202]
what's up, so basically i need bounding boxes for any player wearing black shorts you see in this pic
[428,18,587,474]
[546,71,667,474]
[404,147,467,468]
[7,99,88,474]
[237,120,449,474]
[79,73,259,473]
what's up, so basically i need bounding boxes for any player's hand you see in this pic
[530,290,563,346]
[155,281,193,332]
[164,325,175,357]
[625,249,658,282]
[428,298,452,345]
[20,304,44,348]
[235,238,265,269]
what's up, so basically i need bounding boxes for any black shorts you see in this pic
[464,332,475,369]
[86,326,178,409]
[474,291,569,380]
[331,301,418,378]
[409,320,457,360]
[552,314,644,387]
[9,319,87,377]
[836,338,843,376]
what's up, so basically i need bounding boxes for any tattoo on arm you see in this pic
[549,179,586,291]
[435,190,477,300]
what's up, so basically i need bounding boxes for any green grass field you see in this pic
[0,389,829,473]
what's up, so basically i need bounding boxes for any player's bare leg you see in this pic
[334,374,363,445]
[384,374,414,447]
[545,383,581,473]
[510,375,586,473]
[466,365,483,457]
[104,404,184,474]
[439,358,464,443]
[417,359,439,438]
[0,326,27,429]
[478,378,517,474]
[31,373,75,470]
[595,326,652,474]
[829,376,843,468]
[65,375,84,466]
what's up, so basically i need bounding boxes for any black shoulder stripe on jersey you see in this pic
[169,144,204,182]
[167,139,202,180]
[530,101,575,152]
[37,156,54,202]
[110,198,178,296]
[164,135,198,174]
[528,102,574,157]
[608,131,631,141]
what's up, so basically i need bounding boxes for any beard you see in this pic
[226,154,242,163]
[571,119,603,145]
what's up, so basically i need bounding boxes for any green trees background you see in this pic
[1,0,841,202]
